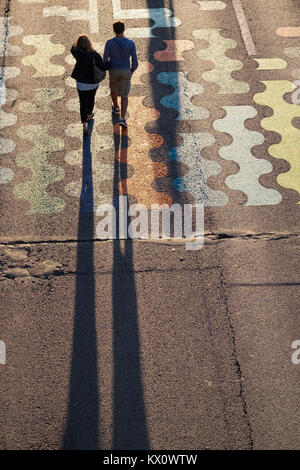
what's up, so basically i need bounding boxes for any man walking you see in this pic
[104,21,138,128]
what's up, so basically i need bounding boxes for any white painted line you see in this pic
[197,1,226,10]
[43,0,99,33]
[89,0,99,33]
[232,0,256,56]
[0,340,6,365]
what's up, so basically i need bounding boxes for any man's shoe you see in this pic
[119,118,128,128]
[112,106,120,115]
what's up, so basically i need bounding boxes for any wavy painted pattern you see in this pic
[213,106,282,205]
[0,66,20,185]
[192,29,249,94]
[65,103,114,155]
[13,125,65,213]
[119,96,172,208]
[0,17,23,57]
[169,133,228,206]
[157,72,209,120]
[65,150,115,208]
[254,81,300,200]
[0,67,19,130]
[22,35,65,77]
[17,88,65,113]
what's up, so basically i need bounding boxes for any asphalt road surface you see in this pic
[0,0,299,450]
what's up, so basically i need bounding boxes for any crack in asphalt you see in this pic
[219,267,254,450]
[0,265,218,280]
[0,231,299,246]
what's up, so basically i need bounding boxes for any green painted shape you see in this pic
[193,28,249,94]
[17,88,65,113]
[13,125,65,214]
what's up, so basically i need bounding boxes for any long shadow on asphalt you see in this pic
[112,118,149,449]
[146,0,185,207]
[62,119,100,450]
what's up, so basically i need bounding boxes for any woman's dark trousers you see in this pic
[77,87,98,123]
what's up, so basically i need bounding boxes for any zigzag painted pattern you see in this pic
[13,125,65,213]
[213,106,282,205]
[254,81,300,200]
[192,29,249,94]
[157,71,209,120]
[169,133,228,206]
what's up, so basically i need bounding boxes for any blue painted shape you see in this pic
[157,72,209,120]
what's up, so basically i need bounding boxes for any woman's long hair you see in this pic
[73,35,95,53]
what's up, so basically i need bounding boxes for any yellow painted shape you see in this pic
[254,80,300,199]
[22,35,65,77]
[254,58,287,70]
[17,88,65,112]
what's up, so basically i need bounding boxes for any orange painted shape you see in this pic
[276,27,300,37]
[115,97,172,208]
[154,40,195,62]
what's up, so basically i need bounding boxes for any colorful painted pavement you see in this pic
[0,0,299,240]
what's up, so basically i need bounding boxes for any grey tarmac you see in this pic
[0,0,299,450]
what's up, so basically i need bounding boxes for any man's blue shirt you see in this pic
[104,37,138,72]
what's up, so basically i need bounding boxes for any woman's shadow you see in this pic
[62,120,99,449]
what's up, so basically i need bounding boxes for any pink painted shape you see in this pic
[276,27,300,37]
[154,40,195,62]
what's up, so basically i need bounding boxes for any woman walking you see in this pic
[71,35,108,135]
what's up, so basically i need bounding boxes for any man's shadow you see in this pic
[112,116,149,449]
[62,120,100,449]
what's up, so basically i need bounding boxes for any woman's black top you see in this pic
[70,46,108,84]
